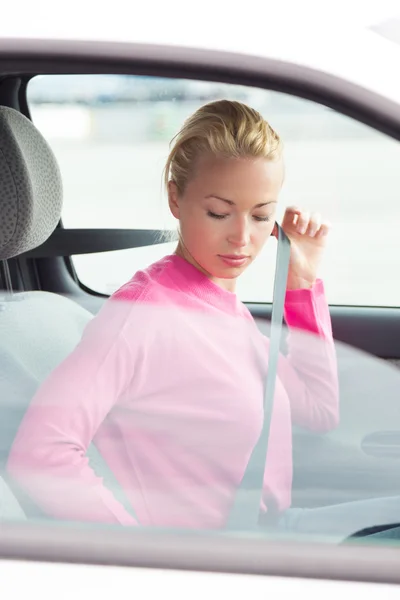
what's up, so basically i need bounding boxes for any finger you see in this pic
[307,212,322,237]
[295,211,310,235]
[271,222,279,239]
[282,206,302,229]
[315,222,331,239]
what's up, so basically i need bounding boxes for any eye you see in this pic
[253,215,271,222]
[207,211,228,220]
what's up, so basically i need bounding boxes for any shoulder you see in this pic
[83,256,177,341]
[111,255,175,304]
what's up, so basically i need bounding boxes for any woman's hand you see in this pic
[273,207,331,290]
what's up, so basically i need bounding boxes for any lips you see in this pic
[218,254,249,267]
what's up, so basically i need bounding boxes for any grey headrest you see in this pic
[0,107,63,260]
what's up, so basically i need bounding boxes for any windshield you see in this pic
[371,16,400,44]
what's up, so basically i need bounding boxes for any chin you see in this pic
[211,264,248,279]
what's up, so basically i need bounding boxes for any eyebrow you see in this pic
[205,194,277,208]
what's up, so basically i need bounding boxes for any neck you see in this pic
[174,243,237,293]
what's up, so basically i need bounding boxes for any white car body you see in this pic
[1,560,400,600]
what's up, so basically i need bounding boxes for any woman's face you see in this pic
[168,154,284,291]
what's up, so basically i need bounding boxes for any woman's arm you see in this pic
[7,298,139,525]
[277,278,339,432]
[270,208,339,432]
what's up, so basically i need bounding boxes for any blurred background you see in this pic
[28,66,400,305]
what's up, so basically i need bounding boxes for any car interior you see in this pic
[0,43,400,538]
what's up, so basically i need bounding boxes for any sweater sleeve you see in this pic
[7,297,140,526]
[277,279,339,432]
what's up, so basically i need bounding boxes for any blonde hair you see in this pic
[164,99,283,193]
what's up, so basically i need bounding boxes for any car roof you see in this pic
[0,2,400,105]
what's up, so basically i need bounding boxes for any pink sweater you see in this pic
[7,254,338,529]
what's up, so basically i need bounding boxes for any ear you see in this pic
[168,181,180,219]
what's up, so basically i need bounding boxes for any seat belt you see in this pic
[226,223,291,531]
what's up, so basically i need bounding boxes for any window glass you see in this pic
[2,74,400,550]
[28,74,400,305]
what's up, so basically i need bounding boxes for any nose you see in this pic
[227,216,250,248]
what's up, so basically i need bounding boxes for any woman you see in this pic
[8,99,340,533]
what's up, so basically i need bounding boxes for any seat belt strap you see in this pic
[226,223,290,530]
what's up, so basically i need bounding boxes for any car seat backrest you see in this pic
[0,473,26,521]
[0,290,92,519]
[0,105,66,520]
[0,291,92,464]
[0,106,136,523]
